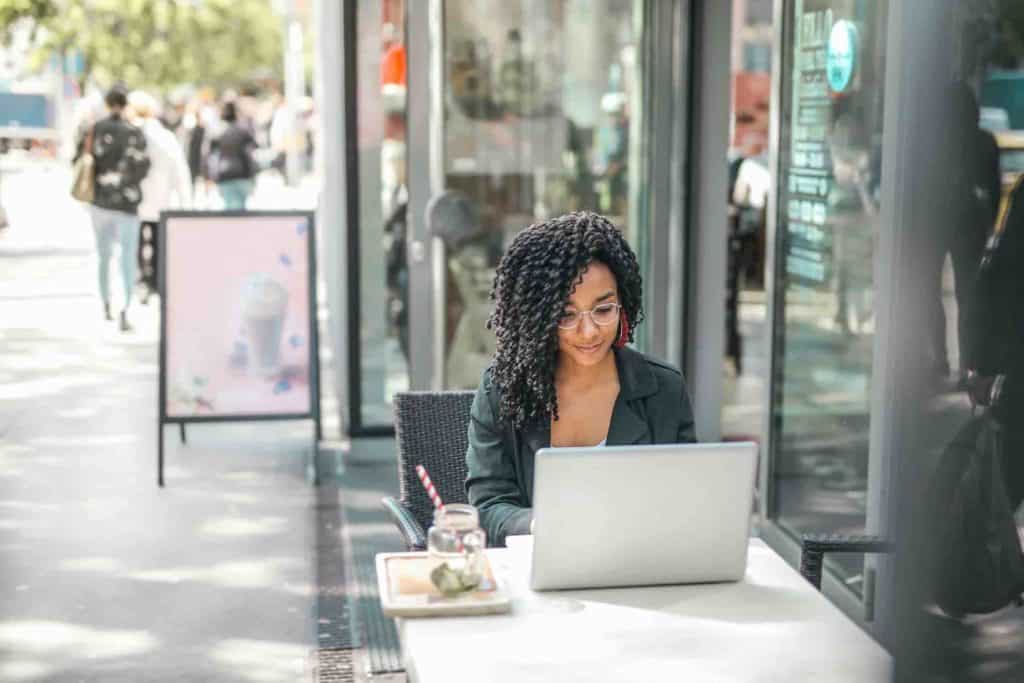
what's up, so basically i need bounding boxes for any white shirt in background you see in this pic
[137,117,192,223]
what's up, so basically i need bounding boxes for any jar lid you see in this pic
[433,503,480,531]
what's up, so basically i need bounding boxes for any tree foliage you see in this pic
[0,0,284,93]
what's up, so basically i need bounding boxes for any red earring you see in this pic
[615,310,629,348]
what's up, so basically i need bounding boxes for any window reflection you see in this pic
[357,0,411,427]
[440,1,644,388]
[904,2,1024,676]
[770,0,888,593]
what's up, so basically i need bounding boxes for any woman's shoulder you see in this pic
[641,352,684,380]
[477,363,495,390]
[645,356,689,403]
[618,345,685,382]
[474,364,502,404]
[615,346,689,408]
[617,348,694,433]
[471,364,510,427]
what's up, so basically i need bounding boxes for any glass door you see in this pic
[406,0,652,391]
[765,0,889,595]
[346,0,412,432]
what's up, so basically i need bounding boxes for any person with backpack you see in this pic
[75,85,152,331]
[208,101,257,210]
[926,83,1001,380]
[924,169,1024,621]
[185,104,208,193]
[967,174,1024,508]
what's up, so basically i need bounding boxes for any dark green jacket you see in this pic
[464,346,697,546]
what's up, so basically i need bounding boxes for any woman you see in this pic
[75,85,151,332]
[209,101,257,210]
[465,212,697,546]
[128,90,192,303]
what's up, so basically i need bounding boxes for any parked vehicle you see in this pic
[0,92,59,157]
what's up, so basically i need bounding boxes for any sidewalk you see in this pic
[0,161,319,256]
[0,165,337,682]
[0,161,94,255]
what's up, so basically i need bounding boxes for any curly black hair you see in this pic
[487,211,644,429]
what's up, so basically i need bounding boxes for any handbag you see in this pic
[71,126,95,202]
[928,391,1024,615]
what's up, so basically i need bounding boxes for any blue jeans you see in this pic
[218,178,254,210]
[90,206,140,308]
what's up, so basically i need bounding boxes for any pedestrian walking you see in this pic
[74,85,151,331]
[268,91,289,178]
[967,173,1024,509]
[184,102,208,193]
[925,82,999,379]
[209,101,257,210]
[128,90,192,304]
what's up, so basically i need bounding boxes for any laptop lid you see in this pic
[530,442,758,591]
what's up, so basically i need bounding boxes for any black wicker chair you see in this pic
[799,533,894,590]
[382,391,476,551]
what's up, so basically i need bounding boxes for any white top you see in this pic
[137,118,192,222]
[397,537,891,683]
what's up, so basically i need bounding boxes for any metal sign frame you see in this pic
[156,209,322,486]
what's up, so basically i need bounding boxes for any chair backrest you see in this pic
[394,391,476,533]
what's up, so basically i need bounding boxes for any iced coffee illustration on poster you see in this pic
[235,274,289,377]
[165,215,312,417]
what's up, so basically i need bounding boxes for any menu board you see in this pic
[783,3,835,288]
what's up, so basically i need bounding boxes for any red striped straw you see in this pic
[415,464,445,511]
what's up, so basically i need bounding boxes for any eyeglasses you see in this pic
[557,302,622,330]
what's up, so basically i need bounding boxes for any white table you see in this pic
[397,537,891,682]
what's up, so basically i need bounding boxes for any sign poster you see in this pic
[161,212,317,419]
[783,2,836,288]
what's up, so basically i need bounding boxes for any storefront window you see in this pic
[439,0,646,388]
[769,0,888,592]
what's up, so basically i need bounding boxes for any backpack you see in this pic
[928,406,1024,615]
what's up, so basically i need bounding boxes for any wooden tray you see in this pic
[375,552,512,618]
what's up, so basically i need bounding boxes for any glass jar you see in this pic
[427,504,487,595]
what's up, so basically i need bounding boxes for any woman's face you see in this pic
[556,261,621,370]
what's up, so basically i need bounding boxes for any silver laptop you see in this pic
[530,442,758,591]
